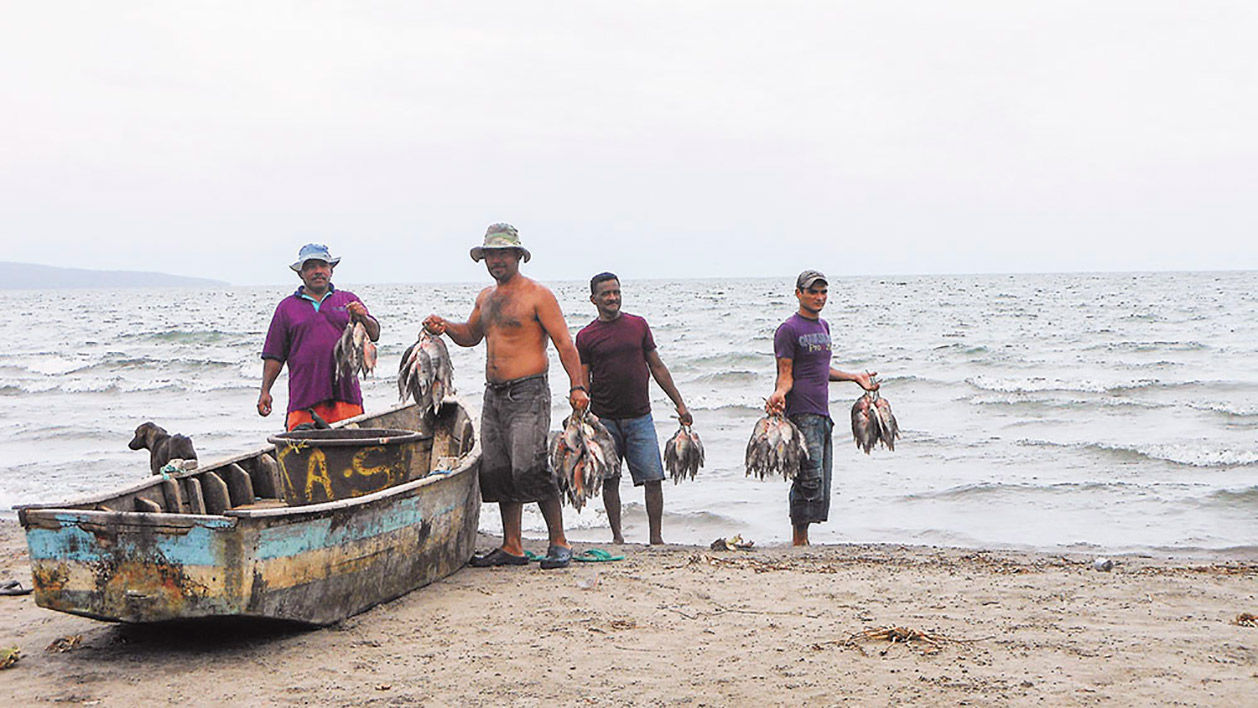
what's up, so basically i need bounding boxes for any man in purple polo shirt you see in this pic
[766,269,877,546]
[577,272,691,545]
[258,244,380,431]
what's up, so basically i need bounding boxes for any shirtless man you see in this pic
[423,223,589,570]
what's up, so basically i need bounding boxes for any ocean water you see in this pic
[2,272,1255,556]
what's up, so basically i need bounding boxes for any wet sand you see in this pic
[1,519,1256,705]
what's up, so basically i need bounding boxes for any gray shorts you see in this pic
[479,374,558,504]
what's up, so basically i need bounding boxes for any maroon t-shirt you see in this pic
[576,313,656,420]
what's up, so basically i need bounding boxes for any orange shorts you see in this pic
[286,401,364,431]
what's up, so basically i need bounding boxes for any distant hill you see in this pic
[0,262,228,289]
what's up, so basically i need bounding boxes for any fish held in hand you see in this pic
[664,424,705,484]
[745,414,808,480]
[398,331,456,416]
[851,389,899,453]
[550,410,618,511]
[334,320,375,384]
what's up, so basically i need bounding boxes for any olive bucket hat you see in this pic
[470,223,532,263]
[289,243,341,272]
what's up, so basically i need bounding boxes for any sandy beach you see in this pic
[1,519,1255,706]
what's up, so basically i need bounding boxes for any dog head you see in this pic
[128,422,168,451]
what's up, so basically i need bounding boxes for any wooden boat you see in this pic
[15,400,480,625]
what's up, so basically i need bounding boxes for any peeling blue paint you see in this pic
[26,522,229,566]
[255,498,455,560]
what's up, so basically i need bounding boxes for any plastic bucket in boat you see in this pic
[267,428,429,505]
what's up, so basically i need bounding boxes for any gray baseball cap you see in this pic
[796,269,827,290]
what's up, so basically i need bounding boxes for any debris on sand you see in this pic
[46,635,83,653]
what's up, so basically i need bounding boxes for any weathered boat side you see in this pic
[16,400,480,625]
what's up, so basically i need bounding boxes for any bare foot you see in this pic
[792,524,810,546]
[650,537,665,545]
[611,535,625,545]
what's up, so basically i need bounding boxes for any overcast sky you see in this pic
[2,2,1255,285]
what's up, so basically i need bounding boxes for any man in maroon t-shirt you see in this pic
[576,272,691,545]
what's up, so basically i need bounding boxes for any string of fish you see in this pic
[549,409,620,511]
[744,413,809,481]
[850,375,900,454]
[664,423,705,484]
[333,319,377,384]
[398,331,456,417]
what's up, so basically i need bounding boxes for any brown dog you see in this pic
[128,422,198,475]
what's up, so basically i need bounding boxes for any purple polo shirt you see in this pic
[773,313,832,418]
[261,286,370,414]
[576,313,656,420]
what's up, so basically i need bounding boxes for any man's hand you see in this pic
[855,371,880,392]
[569,387,590,411]
[347,301,368,321]
[766,391,785,415]
[677,404,693,427]
[257,391,273,417]
[423,315,447,335]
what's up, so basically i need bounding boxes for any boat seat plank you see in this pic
[184,478,206,515]
[245,454,283,500]
[201,472,231,514]
[134,496,162,514]
[224,464,256,507]
[160,478,184,513]
[230,499,287,511]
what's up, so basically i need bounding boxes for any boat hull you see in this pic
[17,401,480,625]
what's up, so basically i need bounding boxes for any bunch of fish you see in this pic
[744,414,809,480]
[397,331,456,416]
[851,390,900,453]
[549,411,620,511]
[664,424,705,484]
[333,320,376,384]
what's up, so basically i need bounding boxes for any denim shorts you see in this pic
[788,413,834,525]
[600,414,666,486]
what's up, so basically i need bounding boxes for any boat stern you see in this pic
[19,509,245,623]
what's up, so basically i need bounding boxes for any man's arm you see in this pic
[536,288,590,410]
[581,363,591,391]
[829,367,878,391]
[258,358,283,417]
[766,357,794,415]
[423,291,486,347]
[645,349,692,426]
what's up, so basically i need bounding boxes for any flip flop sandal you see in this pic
[522,550,546,562]
[0,580,32,596]
[572,548,625,563]
[468,548,530,567]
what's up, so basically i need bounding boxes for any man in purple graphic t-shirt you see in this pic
[258,244,380,431]
[767,269,878,546]
[577,272,691,545]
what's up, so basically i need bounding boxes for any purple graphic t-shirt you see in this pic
[261,286,368,413]
[773,313,832,418]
